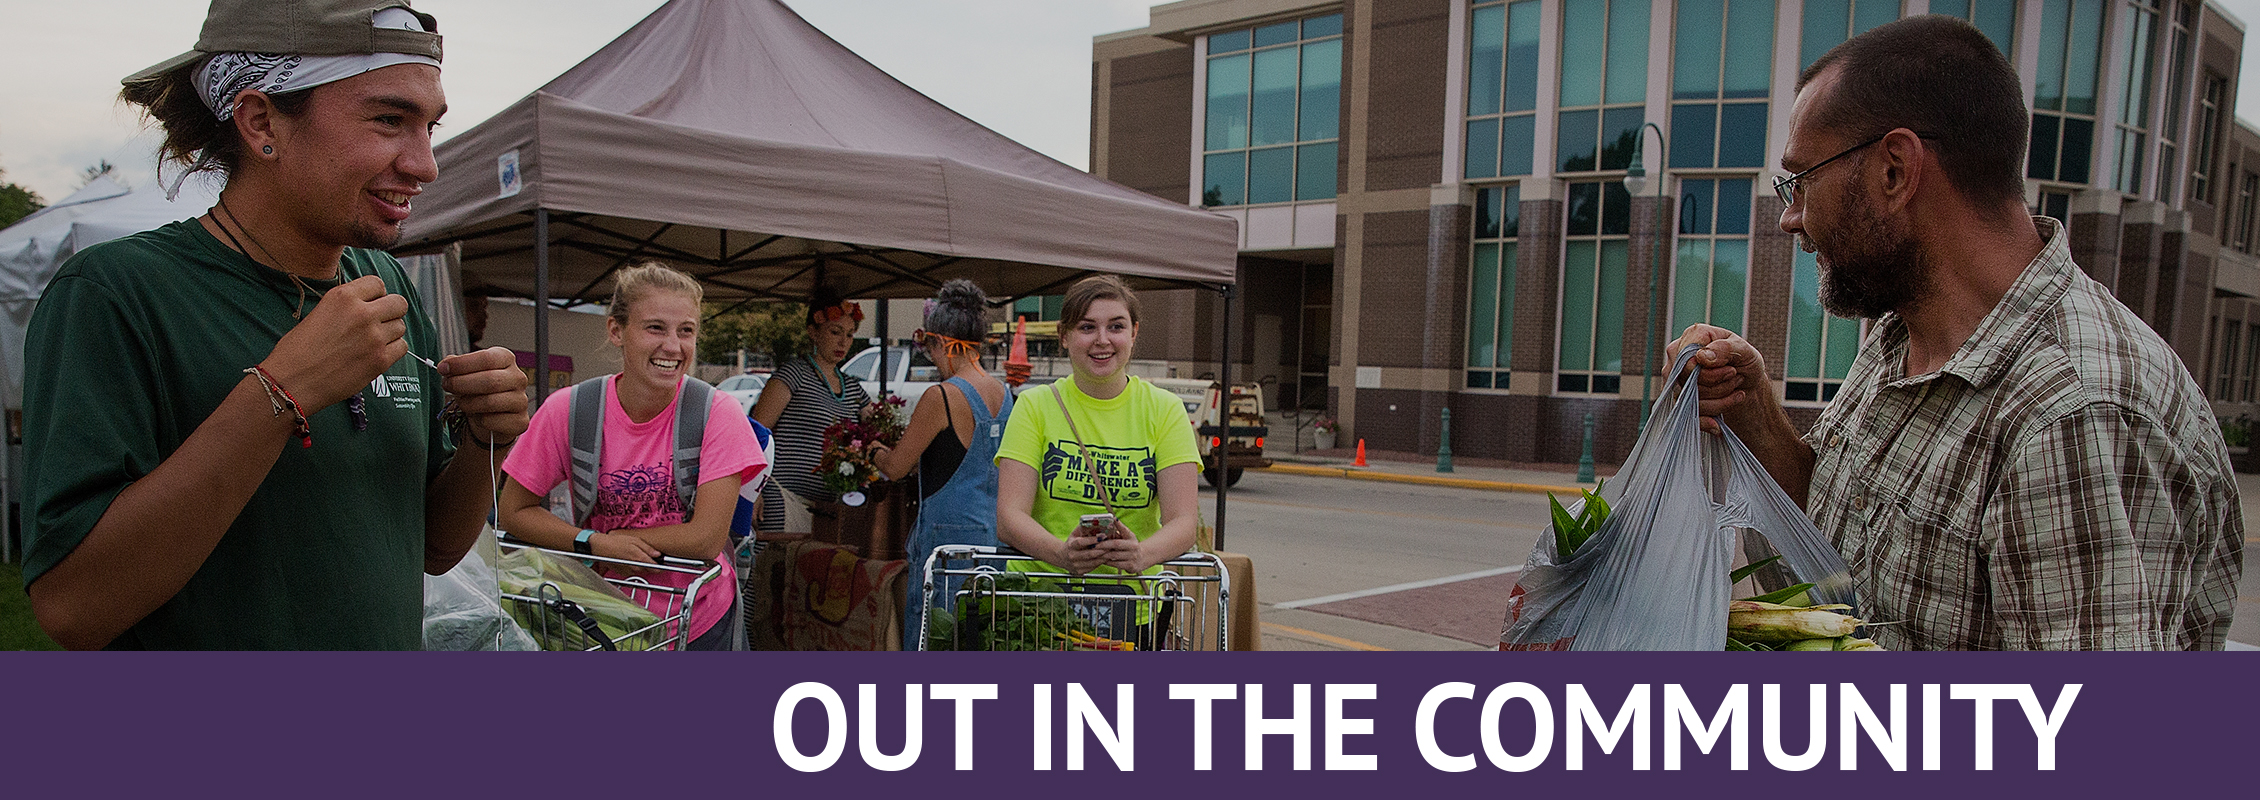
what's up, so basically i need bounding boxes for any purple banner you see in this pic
[3,652,2247,796]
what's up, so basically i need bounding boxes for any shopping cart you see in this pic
[918,546,1229,651]
[495,533,724,651]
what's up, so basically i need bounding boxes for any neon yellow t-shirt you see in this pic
[995,376,1201,574]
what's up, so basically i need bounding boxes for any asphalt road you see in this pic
[1201,471,2260,651]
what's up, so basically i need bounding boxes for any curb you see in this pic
[1257,463,1588,495]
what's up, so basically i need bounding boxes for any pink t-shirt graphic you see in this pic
[505,375,766,642]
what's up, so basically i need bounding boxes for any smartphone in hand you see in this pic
[1078,513,1117,540]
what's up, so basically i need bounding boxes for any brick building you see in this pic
[1089,0,2252,463]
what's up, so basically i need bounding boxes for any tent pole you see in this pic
[534,209,550,409]
[876,297,890,399]
[1214,282,1233,551]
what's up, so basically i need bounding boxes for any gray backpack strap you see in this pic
[567,377,609,528]
[672,377,714,518]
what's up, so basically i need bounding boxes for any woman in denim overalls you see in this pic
[872,280,1014,650]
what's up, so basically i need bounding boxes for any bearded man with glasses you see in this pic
[1671,16,2241,650]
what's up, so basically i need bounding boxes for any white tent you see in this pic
[0,174,223,411]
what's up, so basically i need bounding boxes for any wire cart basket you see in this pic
[496,534,724,651]
[918,545,1229,651]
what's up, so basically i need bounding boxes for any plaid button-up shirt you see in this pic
[1804,217,2242,650]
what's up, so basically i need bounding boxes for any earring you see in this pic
[262,145,274,156]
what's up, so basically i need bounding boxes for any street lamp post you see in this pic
[1622,122,1666,431]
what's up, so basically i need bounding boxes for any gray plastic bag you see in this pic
[1500,345,1859,651]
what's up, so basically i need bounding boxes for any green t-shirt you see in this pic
[995,376,1200,576]
[21,220,453,650]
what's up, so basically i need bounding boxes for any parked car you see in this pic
[841,345,944,415]
[1149,378,1272,488]
[717,371,770,412]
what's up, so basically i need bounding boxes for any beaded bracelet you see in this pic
[243,366,312,449]
[441,400,516,451]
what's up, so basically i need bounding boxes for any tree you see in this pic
[700,301,809,368]
[0,166,43,229]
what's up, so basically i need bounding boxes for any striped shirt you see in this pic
[1804,216,2243,650]
[757,356,869,532]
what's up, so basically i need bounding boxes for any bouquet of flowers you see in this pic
[816,396,908,504]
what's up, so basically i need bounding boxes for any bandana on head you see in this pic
[191,7,439,121]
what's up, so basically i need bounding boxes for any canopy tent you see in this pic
[0,175,224,411]
[397,0,1236,306]
[394,0,1249,544]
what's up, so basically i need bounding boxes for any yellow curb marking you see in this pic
[1259,463,1587,496]
[1261,622,1392,651]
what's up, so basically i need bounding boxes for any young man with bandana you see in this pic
[19,1,531,650]
[1672,16,2241,650]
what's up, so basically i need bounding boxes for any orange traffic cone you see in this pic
[1003,315,1031,387]
[1354,438,1367,467]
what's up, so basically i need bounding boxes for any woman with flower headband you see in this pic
[868,279,1014,649]
[750,286,873,536]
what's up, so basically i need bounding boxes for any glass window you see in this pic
[1669,179,1754,335]
[2112,0,2161,195]
[1783,249,1864,403]
[1201,15,1342,206]
[2244,322,2260,401]
[1558,181,1633,395]
[2216,318,2241,398]
[2030,0,2105,186]
[1466,1,1542,179]
[2193,74,2225,204]
[2155,1,2192,203]
[1555,0,1647,176]
[1468,185,1522,387]
[1934,0,2017,57]
[1673,0,1772,170]
[1801,0,1902,71]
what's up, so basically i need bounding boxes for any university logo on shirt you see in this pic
[1040,443,1157,509]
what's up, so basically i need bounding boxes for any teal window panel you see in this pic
[1718,103,1769,168]
[1851,0,1897,36]
[2066,0,2102,115]
[1722,0,1775,98]
[1470,3,1507,116]
[1709,240,1748,331]
[1601,107,1643,171]
[1300,39,1342,141]
[1567,181,1601,236]
[1211,29,1251,54]
[1559,108,1600,172]
[1801,0,1851,71]
[1467,118,1502,179]
[1494,242,1518,366]
[1679,178,1715,234]
[1561,241,1599,370]
[1255,20,1299,47]
[1203,151,1246,206]
[1674,0,1724,100]
[1250,47,1300,147]
[1304,14,1342,38]
[1295,142,1338,201]
[2035,0,2069,111]
[1716,178,1752,235]
[2029,114,2060,179]
[1787,251,1824,379]
[1505,1,1542,112]
[2060,117,2093,183]
[1673,240,1713,333]
[1597,240,1629,373]
[1604,0,1651,105]
[1499,115,1535,176]
[1672,104,1717,169]
[1248,146,1296,204]
[1206,54,1251,150]
[1470,243,1501,367]
[1560,0,1606,107]
[1601,181,1631,236]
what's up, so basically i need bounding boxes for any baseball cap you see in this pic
[123,0,442,86]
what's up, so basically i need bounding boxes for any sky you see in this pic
[7,0,2260,204]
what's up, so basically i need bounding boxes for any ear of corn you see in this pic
[1727,601,1862,642]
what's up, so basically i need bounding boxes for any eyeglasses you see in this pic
[1773,130,1938,207]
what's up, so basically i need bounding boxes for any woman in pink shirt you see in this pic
[498,262,766,650]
